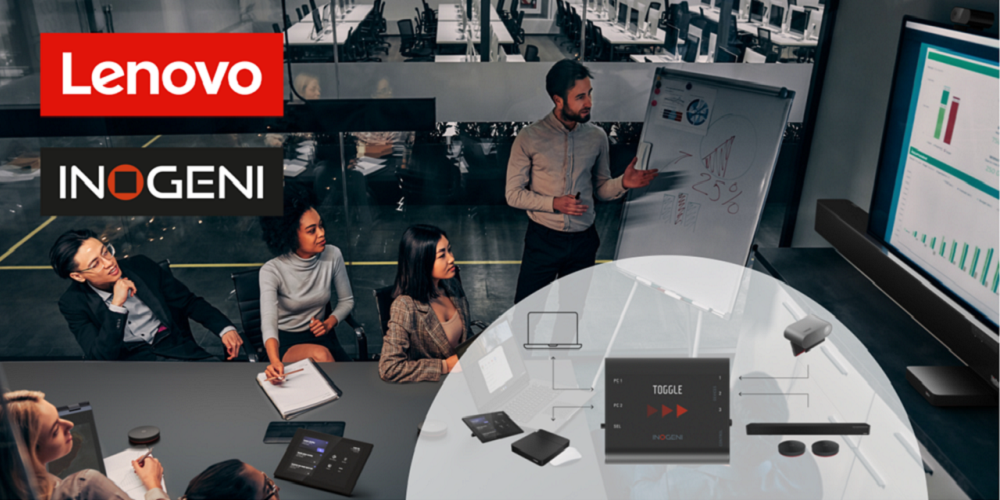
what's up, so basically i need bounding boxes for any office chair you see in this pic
[154,259,252,361]
[398,19,434,61]
[230,268,369,363]
[757,26,771,54]
[301,4,309,16]
[716,46,738,62]
[284,14,293,30]
[498,0,506,13]
[683,35,699,62]
[272,23,281,33]
[524,44,540,61]
[787,0,796,5]
[295,7,303,20]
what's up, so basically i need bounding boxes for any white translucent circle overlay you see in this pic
[406,256,927,500]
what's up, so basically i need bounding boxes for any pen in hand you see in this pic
[137,447,154,467]
[265,368,304,382]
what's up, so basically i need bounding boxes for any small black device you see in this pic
[50,403,106,478]
[511,430,570,466]
[777,440,806,457]
[462,411,523,443]
[274,428,374,496]
[264,421,345,444]
[746,423,870,435]
[811,440,839,457]
[128,425,160,445]
[906,366,998,407]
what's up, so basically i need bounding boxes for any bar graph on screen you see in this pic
[906,229,998,294]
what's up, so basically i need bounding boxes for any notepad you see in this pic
[257,359,342,420]
[103,447,167,500]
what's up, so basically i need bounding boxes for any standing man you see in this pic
[507,59,658,304]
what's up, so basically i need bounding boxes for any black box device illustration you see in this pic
[605,358,730,464]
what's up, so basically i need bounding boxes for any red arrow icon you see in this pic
[661,405,672,417]
[647,405,657,417]
[676,405,688,417]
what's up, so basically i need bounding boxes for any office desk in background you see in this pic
[437,3,503,22]
[284,4,374,46]
[435,53,526,62]
[2,362,440,499]
[754,247,999,500]
[435,20,514,45]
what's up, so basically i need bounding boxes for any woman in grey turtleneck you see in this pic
[259,183,355,383]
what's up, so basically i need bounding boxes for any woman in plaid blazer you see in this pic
[379,225,473,383]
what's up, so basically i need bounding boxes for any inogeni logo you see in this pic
[41,148,284,216]
[41,33,284,117]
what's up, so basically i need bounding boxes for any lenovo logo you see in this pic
[42,148,283,216]
[41,34,283,117]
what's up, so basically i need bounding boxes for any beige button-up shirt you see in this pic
[505,110,629,232]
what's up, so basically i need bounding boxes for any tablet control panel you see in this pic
[605,358,730,464]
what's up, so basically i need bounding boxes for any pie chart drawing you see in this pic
[687,99,710,126]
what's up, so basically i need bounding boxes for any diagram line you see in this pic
[551,405,594,421]
[740,366,809,380]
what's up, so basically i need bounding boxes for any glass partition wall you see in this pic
[0,0,831,360]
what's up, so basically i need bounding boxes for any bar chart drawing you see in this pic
[906,229,998,294]
[943,96,960,145]
[934,87,950,140]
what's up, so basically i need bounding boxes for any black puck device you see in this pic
[511,430,569,466]
[605,358,730,464]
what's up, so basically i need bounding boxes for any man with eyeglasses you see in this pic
[49,229,243,361]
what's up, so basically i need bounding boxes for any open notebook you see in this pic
[257,359,342,420]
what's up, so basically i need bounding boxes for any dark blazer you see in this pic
[378,278,472,383]
[58,255,233,360]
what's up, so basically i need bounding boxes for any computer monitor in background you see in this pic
[683,35,699,62]
[628,7,640,35]
[768,4,784,30]
[309,0,322,36]
[664,24,680,56]
[789,7,808,37]
[749,0,765,23]
[868,16,999,396]
[617,3,629,27]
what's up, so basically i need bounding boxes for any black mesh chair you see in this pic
[301,3,309,16]
[231,268,369,363]
[398,19,434,61]
[284,14,293,30]
[524,44,540,62]
[272,23,281,33]
[295,7,303,20]
[757,26,772,54]
[157,259,253,361]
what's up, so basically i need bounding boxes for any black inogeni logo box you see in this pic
[41,147,284,216]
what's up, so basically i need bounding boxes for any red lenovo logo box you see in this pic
[41,33,284,117]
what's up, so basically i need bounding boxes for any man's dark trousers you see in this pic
[514,220,600,304]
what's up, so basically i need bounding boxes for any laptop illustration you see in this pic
[465,320,593,432]
[524,312,582,349]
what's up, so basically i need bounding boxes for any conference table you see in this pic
[3,361,439,499]
[284,3,374,46]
